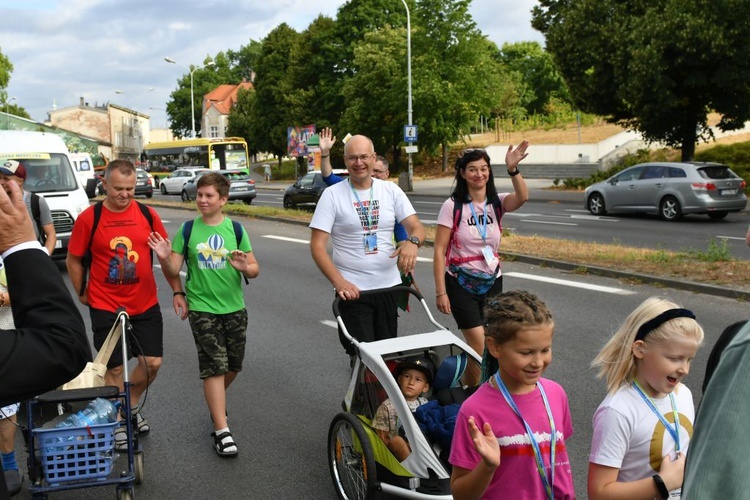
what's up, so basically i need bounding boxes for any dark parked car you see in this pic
[180,169,256,204]
[135,168,153,198]
[585,161,747,221]
[283,171,349,208]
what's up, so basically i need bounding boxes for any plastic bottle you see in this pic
[77,398,119,426]
[47,399,119,453]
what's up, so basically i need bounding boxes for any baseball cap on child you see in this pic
[0,160,27,180]
[395,355,435,385]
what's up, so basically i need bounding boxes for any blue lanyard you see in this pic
[494,372,556,500]
[468,199,488,243]
[632,381,681,453]
[349,179,374,231]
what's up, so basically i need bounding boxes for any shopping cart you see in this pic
[24,309,144,500]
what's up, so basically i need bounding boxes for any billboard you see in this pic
[287,124,316,157]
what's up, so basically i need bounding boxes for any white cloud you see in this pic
[0,0,544,123]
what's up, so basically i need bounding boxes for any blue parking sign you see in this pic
[404,125,418,143]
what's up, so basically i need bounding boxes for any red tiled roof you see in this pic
[204,82,254,115]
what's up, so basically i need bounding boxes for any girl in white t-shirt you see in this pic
[588,297,704,500]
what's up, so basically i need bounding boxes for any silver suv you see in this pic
[585,162,747,221]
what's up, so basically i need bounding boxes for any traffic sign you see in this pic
[405,145,418,154]
[404,125,418,143]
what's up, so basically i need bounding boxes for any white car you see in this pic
[159,168,209,195]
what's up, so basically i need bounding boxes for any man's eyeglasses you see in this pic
[459,148,486,158]
[345,153,375,164]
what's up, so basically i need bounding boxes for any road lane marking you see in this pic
[321,320,338,329]
[718,236,744,241]
[154,264,186,277]
[263,235,310,244]
[505,272,636,295]
[263,234,436,263]
[569,214,620,222]
[523,220,578,226]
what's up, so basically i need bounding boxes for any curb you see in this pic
[146,201,748,301]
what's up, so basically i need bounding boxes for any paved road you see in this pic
[13,208,747,499]
[232,187,750,258]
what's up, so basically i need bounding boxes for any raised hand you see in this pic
[505,140,530,171]
[468,416,501,469]
[0,179,37,253]
[147,231,172,260]
[319,127,336,154]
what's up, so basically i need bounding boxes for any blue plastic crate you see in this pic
[33,421,119,486]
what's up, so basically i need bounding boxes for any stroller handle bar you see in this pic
[332,285,449,348]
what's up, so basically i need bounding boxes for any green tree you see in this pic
[413,0,516,170]
[0,47,14,110]
[288,15,342,128]
[4,103,30,120]
[165,56,224,138]
[533,0,750,160]
[497,41,570,116]
[250,23,302,163]
[339,26,410,166]
[227,87,260,157]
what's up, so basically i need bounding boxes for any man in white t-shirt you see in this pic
[310,134,425,354]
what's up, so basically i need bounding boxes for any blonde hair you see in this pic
[481,290,554,381]
[592,297,704,394]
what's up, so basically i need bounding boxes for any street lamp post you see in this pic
[114,88,153,163]
[401,0,414,191]
[5,96,17,128]
[164,57,215,138]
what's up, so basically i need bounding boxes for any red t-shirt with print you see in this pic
[69,201,167,315]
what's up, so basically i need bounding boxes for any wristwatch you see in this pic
[652,474,669,500]
[507,168,521,177]
[406,235,421,247]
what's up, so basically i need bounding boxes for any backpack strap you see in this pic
[79,201,104,296]
[232,220,250,285]
[445,198,463,266]
[30,193,46,245]
[181,219,195,283]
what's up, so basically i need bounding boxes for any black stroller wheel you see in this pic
[328,413,377,500]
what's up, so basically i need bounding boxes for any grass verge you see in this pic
[143,198,749,292]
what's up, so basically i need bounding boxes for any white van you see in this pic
[0,131,91,257]
[69,152,98,198]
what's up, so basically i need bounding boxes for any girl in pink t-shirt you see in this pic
[450,290,575,499]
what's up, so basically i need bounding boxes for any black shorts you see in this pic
[445,272,503,330]
[337,287,399,355]
[90,304,164,368]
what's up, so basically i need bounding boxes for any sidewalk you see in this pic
[256,176,584,205]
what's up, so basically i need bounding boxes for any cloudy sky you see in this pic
[0,0,544,126]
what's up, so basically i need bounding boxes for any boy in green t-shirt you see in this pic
[148,173,259,458]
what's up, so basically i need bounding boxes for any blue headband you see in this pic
[635,308,696,341]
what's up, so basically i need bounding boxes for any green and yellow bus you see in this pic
[143,137,249,173]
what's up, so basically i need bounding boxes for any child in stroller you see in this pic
[372,355,435,461]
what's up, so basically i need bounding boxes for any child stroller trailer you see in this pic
[328,286,482,500]
[25,309,144,499]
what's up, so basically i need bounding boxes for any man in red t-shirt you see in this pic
[67,160,187,449]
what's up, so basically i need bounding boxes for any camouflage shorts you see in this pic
[188,309,248,379]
